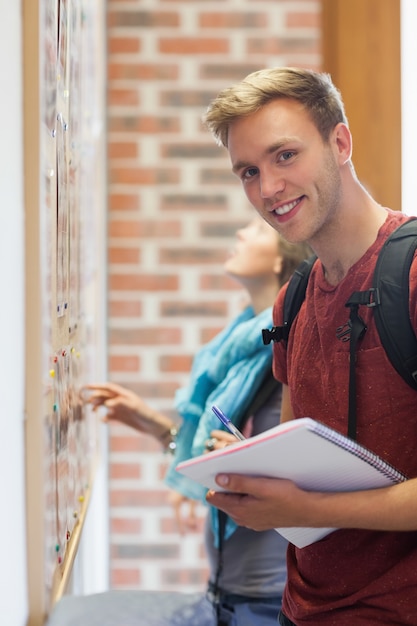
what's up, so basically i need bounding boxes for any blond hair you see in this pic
[204,67,348,148]
[278,236,312,286]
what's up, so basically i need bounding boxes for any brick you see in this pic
[160,513,206,535]
[200,168,239,184]
[108,10,180,28]
[110,462,142,479]
[160,142,222,159]
[158,247,227,265]
[108,247,141,264]
[159,38,229,54]
[109,434,143,453]
[199,12,268,28]
[200,220,245,237]
[108,274,179,291]
[109,326,181,346]
[286,12,321,28]
[111,568,141,588]
[108,220,144,238]
[109,193,140,211]
[108,36,141,54]
[160,89,220,107]
[107,88,140,107]
[113,543,180,560]
[109,219,181,238]
[110,428,164,452]
[109,167,180,185]
[199,274,240,291]
[200,326,225,343]
[108,63,178,81]
[109,300,143,318]
[247,36,320,55]
[122,381,181,399]
[111,517,143,534]
[108,141,138,159]
[160,300,227,317]
[108,115,180,134]
[108,355,141,373]
[109,489,173,507]
[200,62,262,80]
[160,194,227,211]
[159,354,193,373]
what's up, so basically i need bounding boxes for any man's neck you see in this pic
[310,195,387,286]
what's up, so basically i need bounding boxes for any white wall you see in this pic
[401,0,417,216]
[0,3,28,624]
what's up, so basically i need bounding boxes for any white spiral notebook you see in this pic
[175,417,407,548]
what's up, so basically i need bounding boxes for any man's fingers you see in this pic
[214,472,265,494]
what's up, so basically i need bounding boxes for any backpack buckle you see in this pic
[365,287,380,308]
[262,326,287,345]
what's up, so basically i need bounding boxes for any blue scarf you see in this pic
[164,305,273,543]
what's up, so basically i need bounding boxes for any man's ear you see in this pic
[332,122,352,165]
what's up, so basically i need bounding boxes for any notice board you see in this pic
[24,0,107,623]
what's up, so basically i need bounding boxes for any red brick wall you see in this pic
[106,0,321,592]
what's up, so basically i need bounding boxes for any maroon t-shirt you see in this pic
[273,210,417,625]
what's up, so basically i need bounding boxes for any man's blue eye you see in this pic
[244,167,258,179]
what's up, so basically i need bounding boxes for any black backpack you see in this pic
[262,218,417,439]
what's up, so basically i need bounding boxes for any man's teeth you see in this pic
[275,199,299,216]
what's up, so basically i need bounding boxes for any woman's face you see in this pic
[224,216,281,281]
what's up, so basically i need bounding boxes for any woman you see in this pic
[86,216,311,625]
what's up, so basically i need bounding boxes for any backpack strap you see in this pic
[343,294,368,439]
[342,218,417,438]
[262,254,317,346]
[372,218,417,390]
[262,219,417,442]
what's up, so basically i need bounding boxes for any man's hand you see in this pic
[207,473,417,533]
[206,473,320,531]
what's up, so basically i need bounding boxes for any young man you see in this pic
[204,67,417,625]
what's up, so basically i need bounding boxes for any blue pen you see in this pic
[211,405,246,441]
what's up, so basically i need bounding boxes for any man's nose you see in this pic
[259,169,285,199]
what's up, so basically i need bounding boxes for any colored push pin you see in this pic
[73,511,78,519]
[55,544,60,553]
[49,369,55,378]
[78,495,84,503]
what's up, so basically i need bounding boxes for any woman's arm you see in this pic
[84,381,175,445]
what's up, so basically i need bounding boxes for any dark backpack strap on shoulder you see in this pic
[372,218,417,390]
[262,254,318,345]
